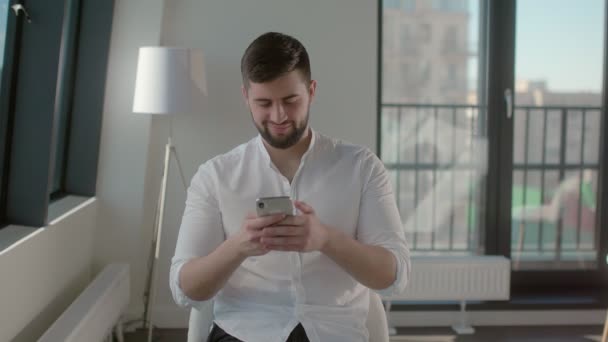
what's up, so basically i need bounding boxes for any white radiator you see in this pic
[384,255,510,334]
[38,263,130,342]
[392,255,510,301]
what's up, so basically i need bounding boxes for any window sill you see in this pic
[48,195,92,223]
[0,195,94,255]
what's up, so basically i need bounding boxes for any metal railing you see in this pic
[381,103,600,259]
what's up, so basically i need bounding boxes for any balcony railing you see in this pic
[381,103,600,264]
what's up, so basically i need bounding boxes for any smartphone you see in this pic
[256,196,294,217]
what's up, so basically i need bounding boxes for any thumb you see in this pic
[294,201,314,214]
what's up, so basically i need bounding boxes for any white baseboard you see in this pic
[140,305,606,329]
[388,310,606,327]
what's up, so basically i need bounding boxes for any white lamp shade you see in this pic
[133,47,207,114]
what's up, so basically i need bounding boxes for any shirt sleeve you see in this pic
[169,162,225,308]
[356,150,411,298]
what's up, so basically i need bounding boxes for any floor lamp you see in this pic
[133,46,206,342]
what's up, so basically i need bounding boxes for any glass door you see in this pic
[381,0,490,257]
[509,0,604,273]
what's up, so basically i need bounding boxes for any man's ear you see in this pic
[241,85,249,106]
[308,80,317,104]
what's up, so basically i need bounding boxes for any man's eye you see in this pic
[259,103,271,108]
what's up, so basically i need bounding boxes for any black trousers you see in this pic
[207,323,310,342]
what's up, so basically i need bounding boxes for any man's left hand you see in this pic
[260,201,329,252]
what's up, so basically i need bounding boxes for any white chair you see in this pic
[511,170,596,269]
[187,291,390,342]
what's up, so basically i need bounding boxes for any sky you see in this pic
[468,0,604,93]
[0,2,8,67]
[515,0,604,93]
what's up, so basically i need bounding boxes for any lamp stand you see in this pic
[142,134,187,342]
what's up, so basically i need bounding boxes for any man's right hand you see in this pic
[178,212,286,302]
[230,213,286,258]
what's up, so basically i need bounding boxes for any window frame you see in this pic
[0,0,114,228]
[378,0,608,302]
[0,0,20,227]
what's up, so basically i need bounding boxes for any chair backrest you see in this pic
[187,300,213,342]
[550,173,596,231]
[535,173,595,223]
[367,291,390,342]
[187,291,389,342]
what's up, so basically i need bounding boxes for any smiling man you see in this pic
[170,32,410,342]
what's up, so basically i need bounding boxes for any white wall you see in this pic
[93,0,166,322]
[148,0,379,327]
[0,200,96,342]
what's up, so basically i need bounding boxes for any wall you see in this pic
[93,0,166,324]
[0,199,96,342]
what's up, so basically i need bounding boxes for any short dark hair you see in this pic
[241,32,311,87]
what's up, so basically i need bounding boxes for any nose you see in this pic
[269,102,287,123]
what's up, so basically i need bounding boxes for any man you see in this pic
[170,32,410,342]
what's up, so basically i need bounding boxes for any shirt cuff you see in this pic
[169,258,209,309]
[372,246,411,299]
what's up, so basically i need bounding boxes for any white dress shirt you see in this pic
[170,129,410,342]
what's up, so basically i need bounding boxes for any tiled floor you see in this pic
[124,325,603,342]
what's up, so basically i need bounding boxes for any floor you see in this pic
[124,325,604,342]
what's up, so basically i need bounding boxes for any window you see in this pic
[399,24,412,55]
[402,0,416,11]
[0,0,14,225]
[511,0,605,274]
[383,16,395,53]
[0,2,8,66]
[420,61,431,83]
[443,26,458,53]
[447,64,457,83]
[380,0,608,297]
[400,63,410,92]
[385,0,416,11]
[433,0,467,12]
[51,0,80,197]
[382,0,485,256]
[383,0,400,10]
[0,0,114,227]
[419,23,431,43]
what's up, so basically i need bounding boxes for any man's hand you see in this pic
[230,213,286,257]
[179,212,285,301]
[260,201,330,252]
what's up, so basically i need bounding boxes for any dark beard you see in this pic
[254,110,310,149]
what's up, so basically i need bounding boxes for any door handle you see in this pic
[504,88,513,119]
